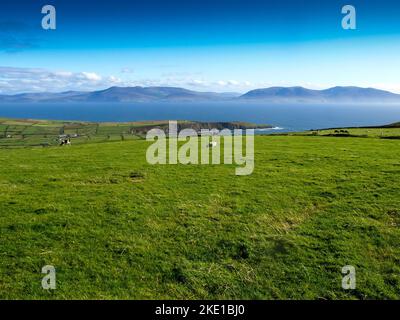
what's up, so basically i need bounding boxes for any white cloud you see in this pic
[80,72,102,81]
[181,78,255,91]
[54,71,73,77]
[108,75,122,83]
[0,66,262,94]
[0,66,122,94]
[186,79,207,87]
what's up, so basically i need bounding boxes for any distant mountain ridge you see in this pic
[1,86,400,103]
[0,86,241,103]
[240,86,400,103]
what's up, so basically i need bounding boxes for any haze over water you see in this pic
[1,102,400,132]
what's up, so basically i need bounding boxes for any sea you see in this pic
[1,102,400,133]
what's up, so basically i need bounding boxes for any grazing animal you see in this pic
[60,138,71,146]
[208,141,217,148]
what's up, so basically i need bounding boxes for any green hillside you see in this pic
[0,130,399,299]
[0,119,269,148]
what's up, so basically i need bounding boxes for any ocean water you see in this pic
[1,102,400,132]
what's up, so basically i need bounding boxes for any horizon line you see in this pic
[1,85,399,96]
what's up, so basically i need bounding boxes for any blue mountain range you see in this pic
[1,86,400,103]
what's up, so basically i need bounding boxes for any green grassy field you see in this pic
[0,118,150,148]
[298,127,400,138]
[0,118,268,148]
[1,124,400,299]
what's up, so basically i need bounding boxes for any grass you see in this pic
[0,118,269,148]
[0,119,146,148]
[294,127,400,138]
[0,127,400,299]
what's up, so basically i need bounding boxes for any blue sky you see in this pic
[1,0,400,93]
